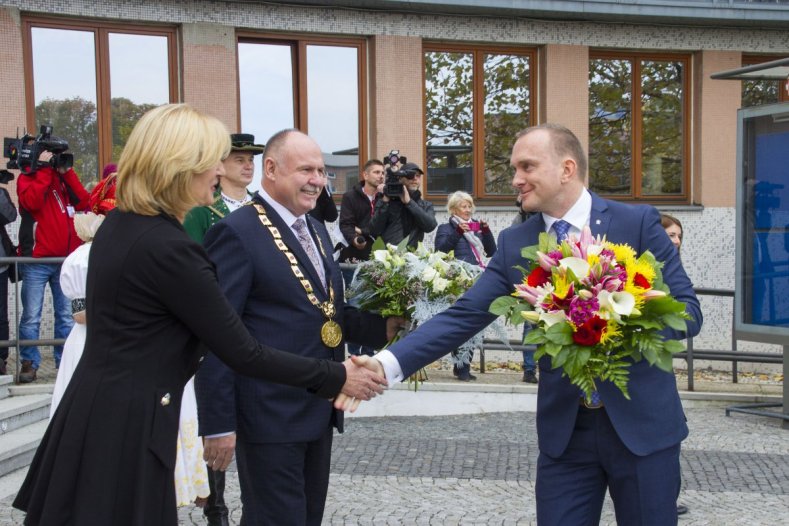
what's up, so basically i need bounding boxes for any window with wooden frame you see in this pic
[22,17,177,183]
[588,52,690,203]
[742,55,789,108]
[424,44,536,200]
[237,34,366,196]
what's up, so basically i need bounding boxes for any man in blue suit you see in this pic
[195,129,393,526]
[353,124,702,525]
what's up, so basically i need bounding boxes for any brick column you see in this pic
[693,50,741,207]
[540,44,589,157]
[369,35,424,168]
[0,7,26,201]
[181,23,237,131]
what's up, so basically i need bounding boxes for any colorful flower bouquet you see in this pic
[489,227,691,402]
[347,238,483,388]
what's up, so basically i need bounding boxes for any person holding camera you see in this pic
[16,150,89,382]
[339,159,385,356]
[434,191,496,381]
[369,160,437,248]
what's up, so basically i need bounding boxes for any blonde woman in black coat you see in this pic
[13,104,386,526]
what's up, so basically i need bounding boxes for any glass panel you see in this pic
[741,114,789,327]
[425,51,473,195]
[640,60,684,196]
[31,27,98,182]
[307,45,359,195]
[109,33,170,168]
[239,42,295,194]
[588,58,632,195]
[742,80,779,108]
[483,53,530,195]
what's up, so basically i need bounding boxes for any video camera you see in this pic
[383,149,420,199]
[3,125,73,175]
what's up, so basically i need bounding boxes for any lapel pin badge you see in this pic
[595,219,601,225]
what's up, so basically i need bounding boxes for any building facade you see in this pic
[2,0,788,362]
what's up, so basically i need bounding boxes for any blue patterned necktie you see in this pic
[292,218,326,290]
[553,219,572,242]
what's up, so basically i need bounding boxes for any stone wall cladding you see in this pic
[1,1,787,52]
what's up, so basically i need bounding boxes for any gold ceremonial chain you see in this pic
[253,204,343,347]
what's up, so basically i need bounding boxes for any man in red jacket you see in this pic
[16,151,89,382]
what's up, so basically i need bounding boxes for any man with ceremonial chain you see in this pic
[195,129,396,526]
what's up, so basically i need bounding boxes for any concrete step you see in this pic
[0,394,51,435]
[0,419,48,478]
[8,384,54,397]
[0,376,13,401]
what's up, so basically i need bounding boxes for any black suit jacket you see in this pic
[195,195,388,442]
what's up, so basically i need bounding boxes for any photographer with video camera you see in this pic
[369,151,436,248]
[14,129,89,382]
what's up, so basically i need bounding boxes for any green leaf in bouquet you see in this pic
[662,313,689,332]
[545,322,574,345]
[489,295,519,317]
[639,334,664,365]
[552,346,571,368]
[542,341,563,358]
[395,236,411,253]
[370,236,387,252]
[513,264,530,275]
[641,296,687,316]
[521,245,540,263]
[663,339,686,354]
[626,318,664,330]
[654,349,674,373]
[537,232,556,253]
[523,327,547,344]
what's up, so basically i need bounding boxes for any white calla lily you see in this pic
[432,276,449,292]
[559,257,590,279]
[598,290,636,318]
[421,266,438,282]
[540,311,567,327]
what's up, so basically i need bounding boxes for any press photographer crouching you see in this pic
[11,127,89,382]
[369,151,437,248]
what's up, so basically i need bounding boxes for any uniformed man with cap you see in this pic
[184,133,264,243]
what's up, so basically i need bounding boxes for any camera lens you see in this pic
[354,235,366,245]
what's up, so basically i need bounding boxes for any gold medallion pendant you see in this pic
[320,320,343,348]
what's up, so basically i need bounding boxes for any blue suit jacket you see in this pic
[389,193,702,457]
[195,195,388,443]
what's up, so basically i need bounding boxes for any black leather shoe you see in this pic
[677,504,689,516]
[522,370,538,384]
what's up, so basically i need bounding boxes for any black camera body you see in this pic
[383,149,419,199]
[4,125,73,174]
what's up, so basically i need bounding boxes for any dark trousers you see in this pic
[236,427,333,526]
[536,406,681,526]
[204,468,228,521]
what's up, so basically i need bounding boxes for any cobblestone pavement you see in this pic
[0,405,771,525]
[0,381,785,524]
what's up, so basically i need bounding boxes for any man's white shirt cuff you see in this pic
[375,349,404,386]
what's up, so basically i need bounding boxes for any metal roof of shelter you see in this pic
[711,57,789,81]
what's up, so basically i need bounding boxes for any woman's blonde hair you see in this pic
[446,191,474,215]
[116,103,230,218]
